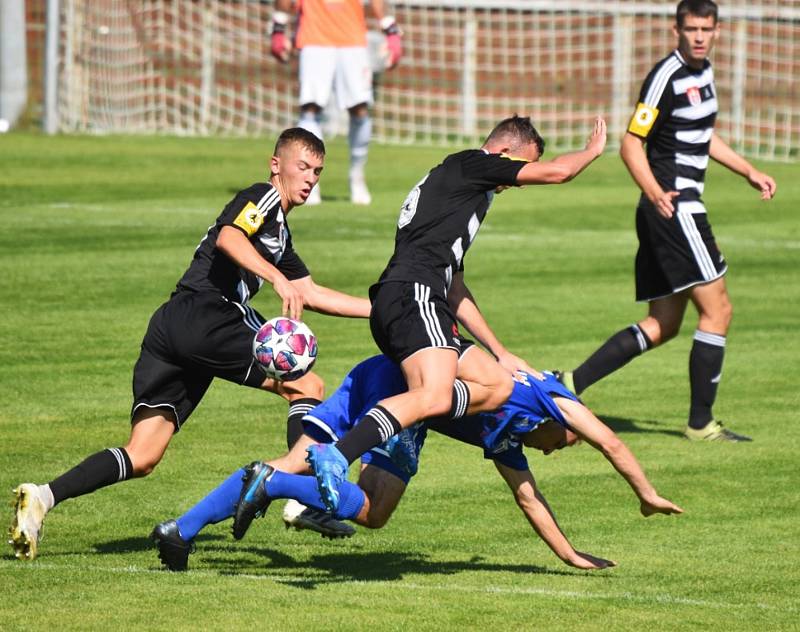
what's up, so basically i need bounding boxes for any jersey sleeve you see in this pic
[217,192,265,237]
[459,151,528,189]
[627,62,676,140]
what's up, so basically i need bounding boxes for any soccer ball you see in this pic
[253,317,317,381]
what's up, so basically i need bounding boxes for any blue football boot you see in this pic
[232,461,274,540]
[383,426,419,477]
[305,444,348,513]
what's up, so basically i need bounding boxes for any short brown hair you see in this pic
[484,115,545,157]
[676,0,718,27]
[274,127,325,158]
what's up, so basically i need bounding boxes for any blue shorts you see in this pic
[302,355,426,484]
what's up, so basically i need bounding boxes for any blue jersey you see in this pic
[428,372,577,471]
[303,355,578,480]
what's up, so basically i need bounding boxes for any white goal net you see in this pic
[52,0,799,160]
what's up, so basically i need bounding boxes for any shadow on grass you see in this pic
[597,414,685,438]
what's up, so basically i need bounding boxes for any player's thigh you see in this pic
[456,344,509,388]
[333,46,373,109]
[356,464,407,529]
[298,46,336,108]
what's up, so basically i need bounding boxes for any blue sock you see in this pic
[175,468,245,541]
[265,470,365,521]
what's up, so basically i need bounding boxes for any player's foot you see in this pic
[305,184,321,206]
[282,499,355,539]
[305,443,348,513]
[9,484,48,561]
[552,370,576,394]
[151,520,194,571]
[684,420,753,442]
[349,174,372,205]
[384,427,419,476]
[232,461,274,541]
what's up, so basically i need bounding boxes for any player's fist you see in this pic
[381,16,403,69]
[270,31,291,63]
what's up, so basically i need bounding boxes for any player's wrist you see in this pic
[380,15,402,35]
[271,10,289,33]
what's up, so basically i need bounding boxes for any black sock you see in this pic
[337,405,402,464]
[286,398,321,449]
[573,324,652,394]
[450,379,471,418]
[688,330,726,429]
[48,447,133,506]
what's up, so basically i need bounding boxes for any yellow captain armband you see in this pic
[627,102,659,137]
[499,152,530,162]
[232,201,264,236]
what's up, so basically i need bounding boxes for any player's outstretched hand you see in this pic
[496,351,543,381]
[640,494,684,517]
[273,275,304,320]
[585,116,607,157]
[747,169,777,200]
[568,551,617,570]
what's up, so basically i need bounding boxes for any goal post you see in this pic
[49,0,799,161]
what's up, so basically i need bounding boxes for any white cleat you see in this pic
[349,176,372,206]
[305,184,322,206]
[9,484,48,561]
[282,499,355,539]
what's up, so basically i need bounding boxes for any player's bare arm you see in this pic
[620,132,680,219]
[710,133,776,200]
[289,275,371,318]
[494,462,616,570]
[448,272,539,377]
[554,397,684,517]
[515,117,606,185]
[217,225,305,319]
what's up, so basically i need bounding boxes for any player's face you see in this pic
[271,142,324,208]
[523,421,580,455]
[674,14,719,68]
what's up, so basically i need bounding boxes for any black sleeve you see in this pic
[458,150,528,189]
[219,185,274,238]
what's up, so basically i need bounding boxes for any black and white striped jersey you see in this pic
[175,183,309,304]
[628,49,717,210]
[376,149,527,294]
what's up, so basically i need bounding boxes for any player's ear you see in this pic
[270,154,280,176]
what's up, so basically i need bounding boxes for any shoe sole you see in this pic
[9,486,38,561]
[283,515,355,539]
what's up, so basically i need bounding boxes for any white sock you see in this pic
[348,114,371,178]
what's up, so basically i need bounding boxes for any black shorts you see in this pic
[131,291,267,429]
[369,281,463,363]
[635,199,727,302]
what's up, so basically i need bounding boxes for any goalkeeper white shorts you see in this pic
[298,46,373,110]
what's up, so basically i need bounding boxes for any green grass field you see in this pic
[1,132,798,630]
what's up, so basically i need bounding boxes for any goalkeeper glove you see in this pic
[270,10,291,63]
[380,16,403,68]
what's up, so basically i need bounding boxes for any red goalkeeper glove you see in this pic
[381,16,403,68]
[270,11,291,63]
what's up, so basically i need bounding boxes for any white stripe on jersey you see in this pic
[230,300,263,332]
[675,176,705,194]
[675,153,709,170]
[643,56,683,107]
[256,188,281,217]
[414,283,447,347]
[694,330,726,347]
[673,98,718,121]
[677,211,717,280]
[672,67,714,94]
[677,200,707,214]
[676,127,713,144]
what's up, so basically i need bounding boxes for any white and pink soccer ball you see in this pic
[253,317,317,381]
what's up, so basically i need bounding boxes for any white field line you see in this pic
[2,559,794,613]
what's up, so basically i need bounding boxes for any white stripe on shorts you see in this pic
[676,210,717,281]
[414,283,447,347]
